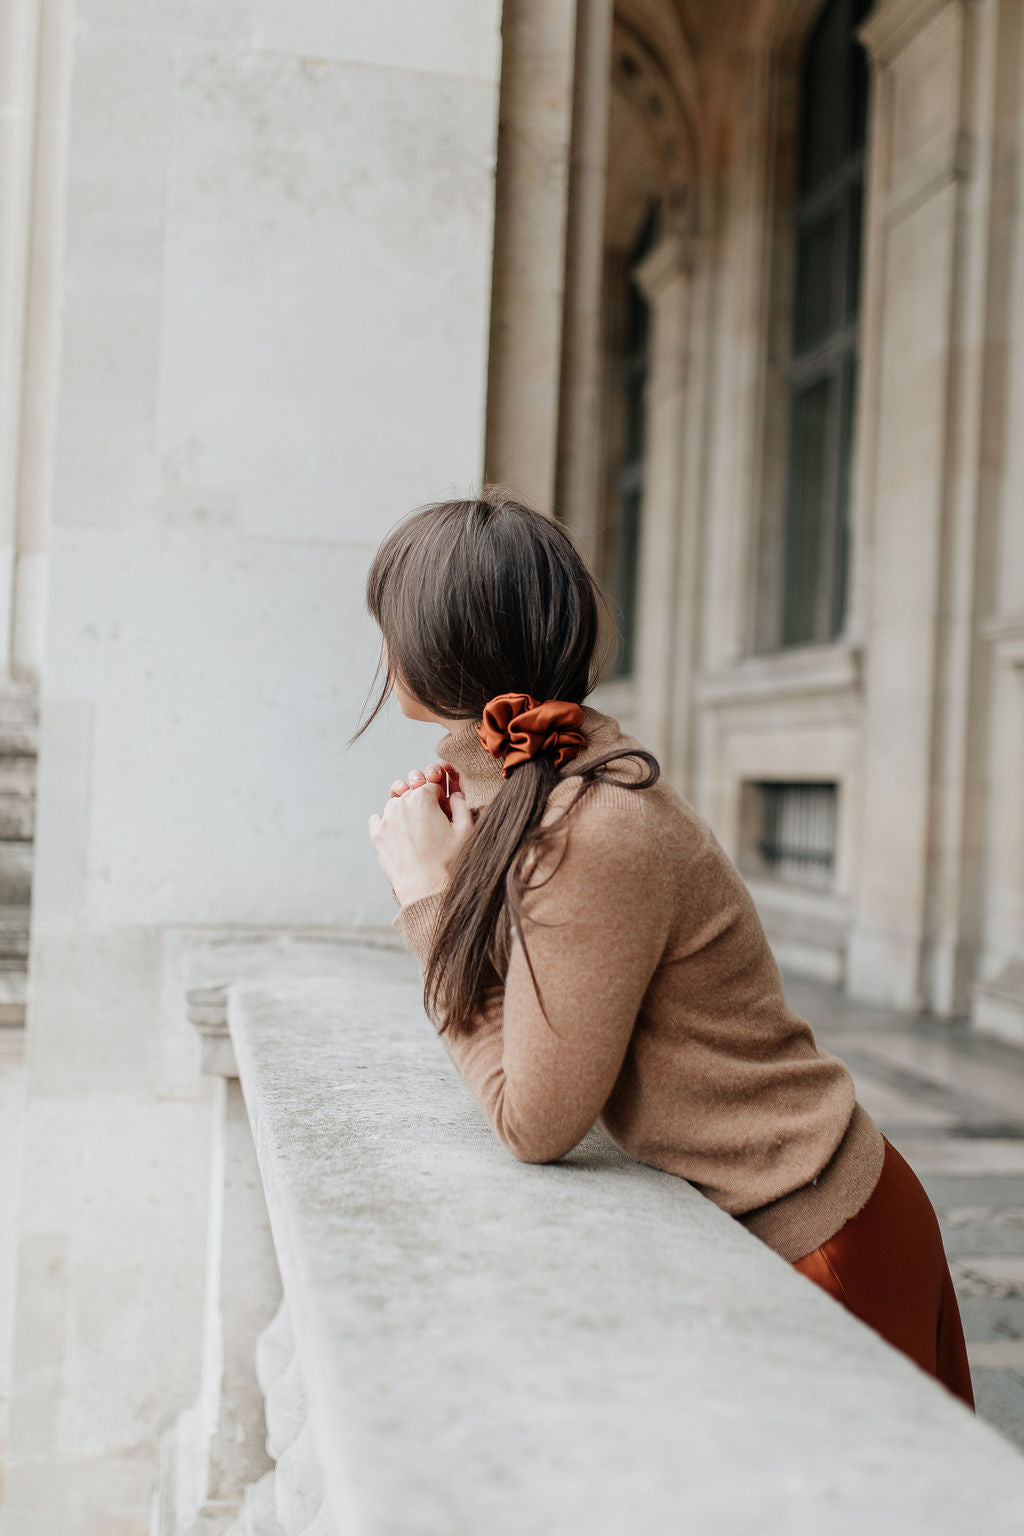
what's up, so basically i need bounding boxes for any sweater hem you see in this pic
[735,1102,886,1263]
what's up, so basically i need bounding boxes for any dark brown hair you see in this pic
[353,487,659,1036]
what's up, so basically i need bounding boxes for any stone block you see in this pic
[250,0,501,81]
[157,42,496,542]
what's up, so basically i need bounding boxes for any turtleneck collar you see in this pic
[435,705,638,810]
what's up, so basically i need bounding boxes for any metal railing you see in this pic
[757,781,838,890]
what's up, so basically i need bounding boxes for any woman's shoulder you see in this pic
[544,755,712,868]
[550,708,713,840]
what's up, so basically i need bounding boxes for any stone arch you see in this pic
[745,0,832,63]
[609,9,701,238]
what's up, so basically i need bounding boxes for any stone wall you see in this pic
[0,2,501,1528]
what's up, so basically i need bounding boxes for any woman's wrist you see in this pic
[393,874,448,908]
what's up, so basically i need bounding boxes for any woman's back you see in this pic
[397,703,885,1262]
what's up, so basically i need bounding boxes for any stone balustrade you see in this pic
[168,935,1024,1535]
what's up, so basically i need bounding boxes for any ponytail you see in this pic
[425,743,659,1037]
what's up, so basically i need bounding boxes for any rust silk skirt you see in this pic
[793,1135,975,1410]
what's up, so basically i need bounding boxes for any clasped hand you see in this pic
[368,761,476,907]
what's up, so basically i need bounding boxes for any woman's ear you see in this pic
[390,669,435,723]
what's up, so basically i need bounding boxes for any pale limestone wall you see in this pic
[484,0,577,511]
[1,2,501,1529]
[0,1034,25,1506]
[0,0,70,680]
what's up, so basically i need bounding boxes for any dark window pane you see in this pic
[796,210,841,351]
[783,376,836,646]
[830,354,858,637]
[606,208,655,680]
[846,180,863,320]
[615,484,643,676]
[850,0,871,148]
[801,0,853,190]
[623,283,650,463]
[777,0,868,652]
[801,0,871,193]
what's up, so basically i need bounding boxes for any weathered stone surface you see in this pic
[228,944,1024,1536]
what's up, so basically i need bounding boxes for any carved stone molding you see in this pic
[983,610,1024,668]
[632,229,712,301]
[697,640,863,708]
[184,930,403,1079]
[611,15,699,222]
[860,0,962,63]
[226,1297,334,1536]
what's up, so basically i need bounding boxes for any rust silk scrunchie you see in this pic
[477,693,587,778]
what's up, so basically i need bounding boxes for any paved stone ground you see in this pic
[786,974,1024,1456]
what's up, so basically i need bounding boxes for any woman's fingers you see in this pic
[392,763,455,798]
[388,763,462,812]
[448,789,473,834]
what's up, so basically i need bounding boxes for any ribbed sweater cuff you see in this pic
[392,891,445,968]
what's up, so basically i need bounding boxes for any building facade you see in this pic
[0,0,1023,1528]
[534,0,1024,1040]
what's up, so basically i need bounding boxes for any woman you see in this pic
[361,487,974,1410]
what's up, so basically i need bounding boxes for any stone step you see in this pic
[0,756,35,841]
[0,970,26,1028]
[0,907,30,964]
[0,845,32,907]
[0,681,38,759]
[0,686,36,1033]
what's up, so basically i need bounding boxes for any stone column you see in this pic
[7,0,73,681]
[555,0,613,562]
[848,0,1010,1012]
[631,231,711,784]
[0,0,39,676]
[484,0,578,512]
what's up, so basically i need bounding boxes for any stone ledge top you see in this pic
[185,929,402,1073]
[226,943,1024,1536]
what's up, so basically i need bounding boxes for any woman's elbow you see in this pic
[488,1082,592,1164]
[495,1116,583,1166]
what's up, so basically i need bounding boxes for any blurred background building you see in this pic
[0,0,1022,1528]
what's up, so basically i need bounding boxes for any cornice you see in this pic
[859,0,963,65]
[696,641,863,707]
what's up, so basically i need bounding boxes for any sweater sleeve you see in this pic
[392,791,671,1164]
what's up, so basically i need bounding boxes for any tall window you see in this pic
[781,0,869,646]
[602,205,657,679]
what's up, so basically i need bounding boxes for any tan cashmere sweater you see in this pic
[393,706,885,1262]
